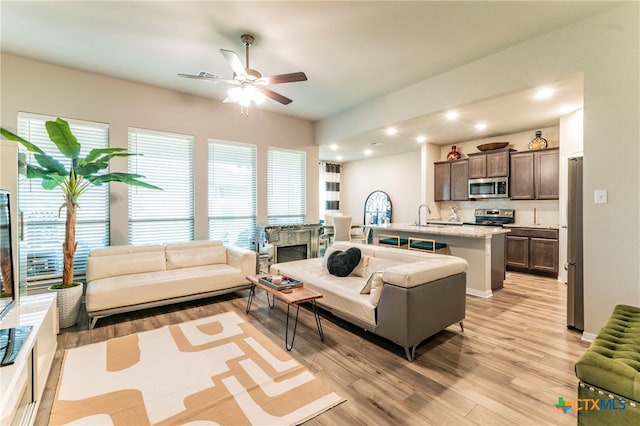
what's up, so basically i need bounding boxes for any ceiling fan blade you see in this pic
[220,49,247,77]
[178,72,238,85]
[178,71,222,80]
[258,87,293,105]
[257,72,307,85]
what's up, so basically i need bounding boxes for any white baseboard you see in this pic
[466,288,493,298]
[581,331,596,343]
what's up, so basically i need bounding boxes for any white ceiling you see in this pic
[1,1,614,161]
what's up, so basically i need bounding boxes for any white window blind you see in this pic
[128,129,194,245]
[17,113,109,284]
[267,148,306,224]
[208,140,257,249]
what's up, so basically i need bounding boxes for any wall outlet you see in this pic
[594,189,608,204]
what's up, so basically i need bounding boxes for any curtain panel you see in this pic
[319,162,341,218]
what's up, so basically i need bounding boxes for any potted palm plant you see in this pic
[1,118,160,327]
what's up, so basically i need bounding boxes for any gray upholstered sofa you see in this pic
[86,240,257,328]
[270,241,468,360]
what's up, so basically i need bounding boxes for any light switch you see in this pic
[594,189,608,204]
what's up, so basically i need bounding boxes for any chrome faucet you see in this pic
[417,204,431,226]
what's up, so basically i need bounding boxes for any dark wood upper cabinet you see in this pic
[450,160,469,201]
[434,162,451,201]
[486,150,510,177]
[535,149,560,199]
[468,148,510,178]
[434,159,468,201]
[509,148,558,200]
[509,152,535,199]
[468,155,486,179]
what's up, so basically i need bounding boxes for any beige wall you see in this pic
[323,3,640,337]
[0,54,318,245]
[340,150,421,224]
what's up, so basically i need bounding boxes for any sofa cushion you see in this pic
[360,257,407,294]
[87,251,167,282]
[331,242,376,257]
[165,246,227,269]
[383,256,468,288]
[164,240,224,250]
[86,264,247,312]
[327,247,362,277]
[88,244,165,257]
[369,272,384,306]
[351,255,370,277]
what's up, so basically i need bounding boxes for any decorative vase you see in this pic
[48,283,83,328]
[447,146,461,160]
[528,131,548,150]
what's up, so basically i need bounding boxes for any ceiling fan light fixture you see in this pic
[227,85,266,109]
[179,33,306,113]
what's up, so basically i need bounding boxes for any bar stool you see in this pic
[378,233,408,248]
[408,237,448,253]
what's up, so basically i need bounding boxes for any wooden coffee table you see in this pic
[245,274,324,351]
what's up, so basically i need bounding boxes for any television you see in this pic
[0,189,16,320]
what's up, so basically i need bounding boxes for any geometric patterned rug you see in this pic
[49,311,344,425]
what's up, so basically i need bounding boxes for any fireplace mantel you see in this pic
[256,224,322,268]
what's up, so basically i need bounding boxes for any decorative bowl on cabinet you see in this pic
[477,142,509,151]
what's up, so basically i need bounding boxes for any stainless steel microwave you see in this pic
[468,177,509,199]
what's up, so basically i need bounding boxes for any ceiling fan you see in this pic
[178,34,307,107]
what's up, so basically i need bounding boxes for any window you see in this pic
[208,140,257,249]
[128,129,194,245]
[267,148,306,224]
[17,113,109,284]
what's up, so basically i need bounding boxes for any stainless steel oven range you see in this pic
[463,209,515,227]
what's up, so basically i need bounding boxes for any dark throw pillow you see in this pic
[327,247,362,277]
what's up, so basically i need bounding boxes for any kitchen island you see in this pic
[369,223,510,297]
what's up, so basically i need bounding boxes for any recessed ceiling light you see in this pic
[330,143,338,151]
[534,87,555,100]
[336,155,343,161]
[364,149,373,156]
[385,127,397,135]
[416,135,427,143]
[475,122,487,130]
[446,111,459,120]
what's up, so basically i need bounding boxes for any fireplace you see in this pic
[255,224,322,271]
[274,244,308,263]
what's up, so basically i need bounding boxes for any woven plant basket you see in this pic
[49,283,83,328]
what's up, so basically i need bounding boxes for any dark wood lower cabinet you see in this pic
[506,236,529,269]
[506,227,558,276]
[529,237,559,274]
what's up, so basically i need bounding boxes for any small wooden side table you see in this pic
[245,274,324,351]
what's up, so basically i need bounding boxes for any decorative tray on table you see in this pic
[258,275,303,291]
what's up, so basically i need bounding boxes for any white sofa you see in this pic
[271,241,468,361]
[86,240,257,329]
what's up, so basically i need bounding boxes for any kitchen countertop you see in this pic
[368,223,511,238]
[503,224,559,230]
[426,220,464,226]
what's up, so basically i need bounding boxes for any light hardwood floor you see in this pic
[36,272,589,425]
